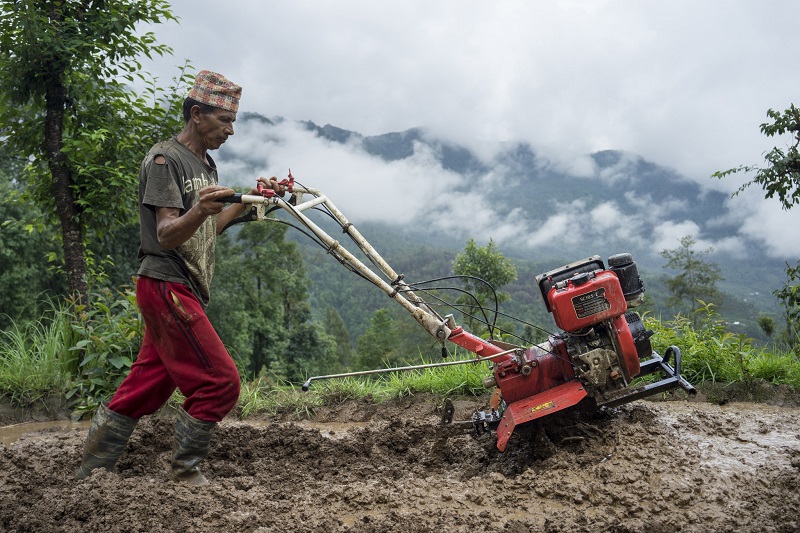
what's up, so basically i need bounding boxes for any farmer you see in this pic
[75,70,285,485]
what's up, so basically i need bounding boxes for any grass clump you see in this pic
[647,302,800,389]
[0,301,74,406]
[379,355,489,399]
[236,355,492,419]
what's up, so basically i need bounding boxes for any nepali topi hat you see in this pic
[188,70,242,113]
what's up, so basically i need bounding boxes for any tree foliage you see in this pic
[712,103,800,350]
[208,222,337,383]
[452,238,517,335]
[0,151,64,328]
[0,0,189,304]
[712,104,800,210]
[354,308,400,371]
[773,260,800,349]
[324,307,353,370]
[660,236,723,319]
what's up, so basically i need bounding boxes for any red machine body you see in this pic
[447,254,679,450]
[548,270,627,331]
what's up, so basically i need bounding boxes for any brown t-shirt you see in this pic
[137,138,218,307]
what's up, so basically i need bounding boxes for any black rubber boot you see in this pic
[74,403,138,480]
[170,407,216,486]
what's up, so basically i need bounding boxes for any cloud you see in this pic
[218,120,462,224]
[589,202,629,233]
[525,213,575,248]
[146,1,800,184]
[622,191,688,219]
[732,192,800,258]
[650,219,750,258]
[651,221,703,254]
[146,1,800,262]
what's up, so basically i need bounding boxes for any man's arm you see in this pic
[156,185,234,250]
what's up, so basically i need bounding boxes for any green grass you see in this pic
[237,357,492,419]
[2,295,800,416]
[0,303,75,406]
[646,303,800,389]
[379,356,489,398]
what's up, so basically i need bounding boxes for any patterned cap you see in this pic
[187,70,242,113]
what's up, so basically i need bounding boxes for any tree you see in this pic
[0,154,64,328]
[713,104,800,350]
[284,320,337,384]
[354,308,400,371]
[452,238,517,335]
[712,105,800,210]
[0,0,187,305]
[773,260,800,349]
[660,235,723,320]
[207,221,338,382]
[758,315,776,339]
[323,307,353,371]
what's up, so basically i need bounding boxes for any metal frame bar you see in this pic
[236,189,451,342]
[599,346,696,407]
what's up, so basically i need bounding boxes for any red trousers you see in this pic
[109,276,240,422]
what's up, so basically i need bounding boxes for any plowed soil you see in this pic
[1,394,800,532]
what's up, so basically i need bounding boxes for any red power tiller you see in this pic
[221,172,696,450]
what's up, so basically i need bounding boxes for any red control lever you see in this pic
[257,169,295,198]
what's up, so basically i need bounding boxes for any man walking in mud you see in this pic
[74,70,285,486]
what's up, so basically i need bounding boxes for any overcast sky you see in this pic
[141,1,799,259]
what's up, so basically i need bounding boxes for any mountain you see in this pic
[216,114,789,343]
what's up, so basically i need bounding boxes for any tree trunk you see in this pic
[44,76,88,306]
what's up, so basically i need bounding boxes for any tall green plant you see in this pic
[452,238,517,335]
[712,104,799,353]
[0,299,75,406]
[773,259,800,350]
[660,236,723,321]
[713,104,800,210]
[647,302,800,387]
[0,0,188,305]
[66,287,143,413]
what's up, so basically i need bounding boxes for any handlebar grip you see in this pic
[217,194,242,203]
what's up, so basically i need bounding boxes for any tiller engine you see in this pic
[223,173,696,451]
[447,254,696,450]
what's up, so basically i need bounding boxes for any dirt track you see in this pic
[1,395,799,532]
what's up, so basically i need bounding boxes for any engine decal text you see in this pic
[572,288,611,318]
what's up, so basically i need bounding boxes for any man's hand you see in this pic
[252,176,287,197]
[197,185,236,215]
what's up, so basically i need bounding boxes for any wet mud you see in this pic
[1,396,799,532]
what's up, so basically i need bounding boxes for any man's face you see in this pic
[197,108,236,150]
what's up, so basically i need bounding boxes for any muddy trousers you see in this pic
[109,276,241,422]
[74,276,240,482]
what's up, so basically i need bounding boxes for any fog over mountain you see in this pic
[215,113,794,273]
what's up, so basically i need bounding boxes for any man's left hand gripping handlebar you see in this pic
[217,173,294,204]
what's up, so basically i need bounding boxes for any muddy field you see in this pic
[1,394,800,532]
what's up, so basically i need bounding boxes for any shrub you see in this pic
[66,287,142,414]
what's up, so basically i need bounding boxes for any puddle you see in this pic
[0,420,91,447]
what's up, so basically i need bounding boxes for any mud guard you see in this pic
[495,380,587,451]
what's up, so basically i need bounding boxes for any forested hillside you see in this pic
[211,114,786,348]
[289,220,777,352]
